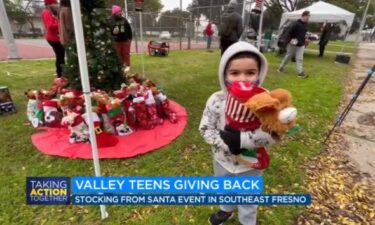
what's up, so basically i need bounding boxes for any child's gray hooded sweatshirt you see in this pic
[199,41,272,174]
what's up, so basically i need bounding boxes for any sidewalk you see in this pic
[0,38,218,61]
[341,42,375,179]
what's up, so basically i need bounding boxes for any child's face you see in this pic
[226,58,259,84]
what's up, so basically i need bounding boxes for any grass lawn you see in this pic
[306,40,357,54]
[0,49,351,225]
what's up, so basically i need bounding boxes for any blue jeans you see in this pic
[207,36,212,49]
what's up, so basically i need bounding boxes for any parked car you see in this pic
[159,31,171,40]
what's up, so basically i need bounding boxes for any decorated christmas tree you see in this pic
[64,0,126,91]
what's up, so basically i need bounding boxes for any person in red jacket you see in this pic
[42,0,65,78]
[204,20,214,52]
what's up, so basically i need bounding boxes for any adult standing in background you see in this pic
[277,11,310,78]
[219,0,243,55]
[59,0,74,47]
[318,22,333,57]
[110,5,133,73]
[42,0,65,78]
[204,20,214,52]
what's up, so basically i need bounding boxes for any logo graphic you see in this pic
[26,177,70,205]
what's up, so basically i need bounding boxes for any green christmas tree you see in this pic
[64,0,126,91]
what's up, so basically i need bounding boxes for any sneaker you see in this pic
[297,72,308,78]
[208,210,234,225]
[277,68,284,73]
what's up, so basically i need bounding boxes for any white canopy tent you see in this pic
[279,1,355,28]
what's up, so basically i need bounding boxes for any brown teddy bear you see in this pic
[244,88,297,135]
[235,88,297,169]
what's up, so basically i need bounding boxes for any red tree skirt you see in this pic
[31,101,187,159]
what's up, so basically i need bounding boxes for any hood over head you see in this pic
[226,0,238,13]
[218,41,268,92]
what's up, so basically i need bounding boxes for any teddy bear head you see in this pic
[61,111,83,127]
[244,89,297,135]
[143,80,160,95]
[59,92,84,114]
[90,91,110,113]
[106,98,122,112]
[127,73,144,84]
[43,100,62,127]
[25,89,38,100]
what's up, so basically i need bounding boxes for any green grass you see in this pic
[0,49,352,225]
[306,40,357,54]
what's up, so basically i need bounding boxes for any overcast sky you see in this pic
[160,0,193,11]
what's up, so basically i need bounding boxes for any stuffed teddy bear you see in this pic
[105,98,133,136]
[50,77,69,97]
[25,90,43,128]
[235,88,297,169]
[144,80,177,124]
[223,81,270,170]
[42,100,63,128]
[61,111,90,144]
[127,73,144,85]
[59,91,84,116]
[244,88,297,135]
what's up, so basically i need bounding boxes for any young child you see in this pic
[199,41,277,225]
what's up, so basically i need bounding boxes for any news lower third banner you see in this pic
[72,176,264,193]
[26,177,311,205]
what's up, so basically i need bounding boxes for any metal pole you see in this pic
[124,0,128,19]
[188,13,192,49]
[256,0,264,50]
[196,6,199,44]
[139,11,145,77]
[242,0,247,26]
[70,0,107,219]
[210,0,213,20]
[132,3,138,53]
[324,65,375,143]
[356,0,371,45]
[0,0,20,59]
[179,0,182,50]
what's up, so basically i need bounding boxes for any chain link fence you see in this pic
[4,1,274,52]
[127,3,249,52]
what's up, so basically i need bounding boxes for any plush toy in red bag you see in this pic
[106,98,133,136]
[61,111,89,144]
[42,100,63,128]
[224,81,270,170]
[82,112,119,148]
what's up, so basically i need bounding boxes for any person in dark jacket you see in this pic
[318,22,333,57]
[277,11,310,78]
[110,5,132,73]
[219,0,243,55]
